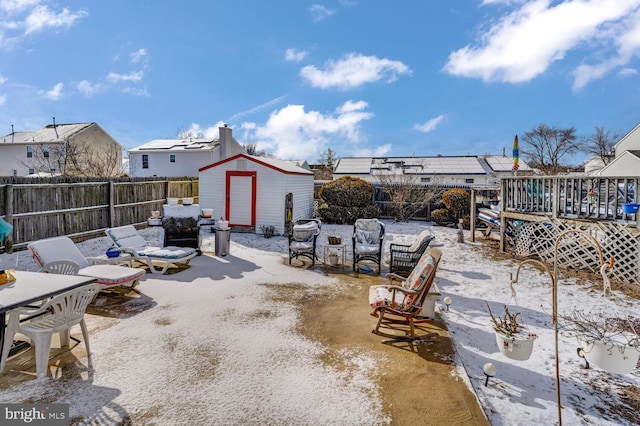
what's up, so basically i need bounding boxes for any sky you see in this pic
[1,223,638,424]
[1,0,640,166]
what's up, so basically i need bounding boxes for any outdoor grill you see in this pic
[162,203,200,249]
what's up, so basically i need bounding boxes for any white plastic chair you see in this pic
[29,237,146,291]
[39,260,81,275]
[0,283,101,379]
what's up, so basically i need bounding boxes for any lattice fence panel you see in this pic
[513,219,639,285]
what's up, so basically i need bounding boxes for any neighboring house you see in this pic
[596,124,640,177]
[286,160,311,171]
[332,155,531,188]
[199,154,314,235]
[0,122,123,177]
[128,125,245,177]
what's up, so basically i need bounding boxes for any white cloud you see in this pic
[106,70,144,83]
[0,0,41,13]
[285,48,308,62]
[352,144,392,158]
[0,1,87,48]
[444,0,640,88]
[130,48,148,64]
[77,80,101,97]
[24,5,87,35]
[300,53,411,90]
[238,101,374,161]
[0,93,6,105]
[0,74,6,85]
[414,114,446,133]
[310,4,335,22]
[41,82,63,100]
[619,67,638,76]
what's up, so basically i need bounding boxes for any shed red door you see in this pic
[226,171,256,228]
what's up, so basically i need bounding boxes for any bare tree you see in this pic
[243,143,274,158]
[176,127,204,139]
[521,124,581,174]
[583,126,620,165]
[22,138,123,177]
[375,171,442,222]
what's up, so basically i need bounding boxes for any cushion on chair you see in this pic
[292,222,318,242]
[138,246,196,259]
[106,226,150,250]
[403,253,435,291]
[407,230,433,252]
[290,241,314,251]
[79,264,146,287]
[355,242,380,255]
[29,237,91,269]
[355,229,380,245]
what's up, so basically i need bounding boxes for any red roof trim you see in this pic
[199,153,313,176]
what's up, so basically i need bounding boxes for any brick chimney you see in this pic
[219,124,232,160]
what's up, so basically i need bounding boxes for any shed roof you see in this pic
[199,154,314,175]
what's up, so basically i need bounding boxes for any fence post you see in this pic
[109,181,115,228]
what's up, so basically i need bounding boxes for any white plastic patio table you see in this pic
[0,271,97,362]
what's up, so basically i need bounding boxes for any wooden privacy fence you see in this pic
[0,178,198,251]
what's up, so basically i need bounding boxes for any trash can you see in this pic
[214,228,231,256]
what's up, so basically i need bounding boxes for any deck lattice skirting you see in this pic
[505,215,640,285]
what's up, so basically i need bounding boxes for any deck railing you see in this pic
[501,175,639,221]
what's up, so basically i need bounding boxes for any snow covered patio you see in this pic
[1,223,639,425]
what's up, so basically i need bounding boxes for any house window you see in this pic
[465,178,474,184]
[169,154,176,163]
[12,169,17,177]
[420,177,431,183]
[28,168,34,175]
[27,145,33,158]
[43,145,50,158]
[142,154,149,169]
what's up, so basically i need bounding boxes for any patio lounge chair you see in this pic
[388,229,435,277]
[352,218,385,275]
[369,248,442,340]
[288,218,321,266]
[0,283,101,379]
[29,237,146,291]
[106,225,196,274]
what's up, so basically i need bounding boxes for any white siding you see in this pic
[598,151,640,177]
[130,150,218,177]
[199,155,314,235]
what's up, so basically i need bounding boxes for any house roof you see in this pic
[199,154,314,175]
[128,138,217,152]
[334,155,529,175]
[1,123,95,144]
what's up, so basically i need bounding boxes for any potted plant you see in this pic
[487,303,538,361]
[327,252,339,266]
[561,310,640,374]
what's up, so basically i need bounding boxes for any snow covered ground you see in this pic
[1,222,639,425]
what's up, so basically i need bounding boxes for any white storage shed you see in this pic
[199,154,315,235]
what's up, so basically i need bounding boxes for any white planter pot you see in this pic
[495,331,537,361]
[578,338,640,374]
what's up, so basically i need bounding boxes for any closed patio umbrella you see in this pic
[512,134,519,174]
